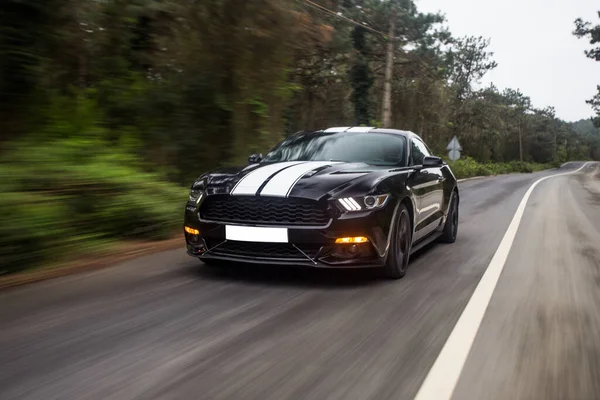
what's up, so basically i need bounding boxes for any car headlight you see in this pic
[189,188,204,203]
[337,194,390,211]
[189,178,207,203]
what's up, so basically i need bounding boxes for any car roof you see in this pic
[300,126,424,142]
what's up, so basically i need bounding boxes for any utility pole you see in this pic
[382,7,396,128]
[518,118,523,162]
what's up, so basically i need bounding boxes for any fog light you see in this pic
[184,226,200,235]
[335,236,369,244]
[187,243,205,254]
[331,242,372,259]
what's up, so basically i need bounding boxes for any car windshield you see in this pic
[263,132,407,166]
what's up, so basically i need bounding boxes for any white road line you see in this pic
[413,161,593,400]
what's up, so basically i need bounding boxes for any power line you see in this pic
[295,0,444,81]
[294,0,390,38]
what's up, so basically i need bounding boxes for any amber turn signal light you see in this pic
[184,226,200,235]
[335,236,369,244]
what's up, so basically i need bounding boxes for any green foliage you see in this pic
[573,13,600,126]
[572,118,600,159]
[573,14,600,62]
[587,88,600,128]
[444,156,554,180]
[0,135,185,275]
[448,36,498,101]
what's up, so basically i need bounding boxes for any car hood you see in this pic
[200,161,399,201]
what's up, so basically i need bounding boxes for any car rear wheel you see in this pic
[439,191,458,243]
[383,204,412,279]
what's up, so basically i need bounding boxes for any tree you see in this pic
[0,0,594,168]
[448,36,498,102]
[446,36,498,151]
[502,88,532,162]
[350,26,373,125]
[0,0,67,140]
[573,11,600,126]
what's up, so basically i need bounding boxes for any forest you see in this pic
[1,0,599,274]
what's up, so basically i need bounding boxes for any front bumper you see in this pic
[184,201,395,268]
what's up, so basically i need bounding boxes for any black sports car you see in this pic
[184,127,459,279]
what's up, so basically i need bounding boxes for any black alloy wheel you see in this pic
[439,191,458,243]
[384,204,412,279]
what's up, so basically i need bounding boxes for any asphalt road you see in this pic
[1,162,598,400]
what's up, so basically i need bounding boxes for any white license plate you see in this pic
[225,225,288,243]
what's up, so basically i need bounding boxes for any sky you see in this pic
[416,0,598,122]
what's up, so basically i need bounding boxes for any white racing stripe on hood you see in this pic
[231,161,302,196]
[259,161,341,197]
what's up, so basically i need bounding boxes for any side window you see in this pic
[411,138,431,166]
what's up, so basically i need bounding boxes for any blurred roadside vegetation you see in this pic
[0,131,185,275]
[443,157,555,180]
[1,0,599,275]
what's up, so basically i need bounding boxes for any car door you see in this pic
[409,137,445,242]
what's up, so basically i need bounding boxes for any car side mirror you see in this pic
[422,156,443,167]
[248,153,263,164]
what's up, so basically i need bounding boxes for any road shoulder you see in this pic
[0,235,184,290]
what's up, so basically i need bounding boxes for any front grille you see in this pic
[206,240,321,260]
[200,195,331,226]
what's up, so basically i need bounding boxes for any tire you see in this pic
[383,204,412,279]
[439,190,458,243]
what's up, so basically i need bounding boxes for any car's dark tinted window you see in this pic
[263,132,407,166]
[411,138,431,166]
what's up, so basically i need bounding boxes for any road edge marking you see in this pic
[413,162,592,400]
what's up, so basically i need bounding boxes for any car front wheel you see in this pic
[383,204,412,279]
